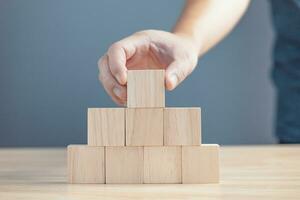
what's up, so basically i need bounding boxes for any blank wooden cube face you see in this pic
[144,147,182,183]
[126,108,163,146]
[106,147,144,183]
[164,108,201,145]
[88,108,125,146]
[127,70,165,108]
[182,144,219,183]
[67,145,105,183]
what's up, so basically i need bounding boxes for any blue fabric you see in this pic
[270,0,300,143]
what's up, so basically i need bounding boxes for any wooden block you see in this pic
[127,70,165,108]
[144,146,181,183]
[182,144,219,184]
[164,108,201,145]
[88,108,125,146]
[126,108,163,146]
[106,147,144,183]
[67,145,105,183]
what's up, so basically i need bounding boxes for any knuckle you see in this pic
[99,74,111,86]
[189,54,198,67]
[108,42,122,54]
[134,30,152,41]
[110,65,121,75]
[107,79,116,89]
[134,30,147,36]
[178,58,197,79]
[176,65,191,82]
[185,61,194,76]
[135,29,154,36]
[177,69,187,81]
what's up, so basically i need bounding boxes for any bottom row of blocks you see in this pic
[67,144,219,184]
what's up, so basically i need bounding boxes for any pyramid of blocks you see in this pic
[67,70,219,184]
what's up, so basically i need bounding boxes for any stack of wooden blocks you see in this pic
[68,70,219,184]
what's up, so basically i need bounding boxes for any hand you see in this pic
[98,30,199,106]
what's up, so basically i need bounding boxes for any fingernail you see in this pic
[113,87,122,98]
[169,74,178,88]
[115,73,121,83]
[115,73,125,85]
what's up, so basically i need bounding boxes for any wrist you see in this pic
[173,31,202,56]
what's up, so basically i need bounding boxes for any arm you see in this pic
[174,0,250,56]
[98,0,250,105]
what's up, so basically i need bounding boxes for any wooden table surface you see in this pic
[0,145,299,200]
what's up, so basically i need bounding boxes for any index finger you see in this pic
[107,33,149,85]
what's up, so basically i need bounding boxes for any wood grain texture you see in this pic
[127,70,165,108]
[164,108,201,145]
[105,147,144,184]
[88,108,125,146]
[67,145,105,183]
[1,145,300,199]
[144,146,182,183]
[126,108,163,146]
[182,144,219,183]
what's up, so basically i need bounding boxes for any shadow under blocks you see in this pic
[67,69,219,184]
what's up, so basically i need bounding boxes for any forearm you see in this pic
[173,0,250,56]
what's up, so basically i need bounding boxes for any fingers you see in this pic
[107,43,128,85]
[107,33,149,85]
[165,60,195,91]
[99,32,150,105]
[98,55,127,106]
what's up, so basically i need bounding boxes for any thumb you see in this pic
[165,60,195,91]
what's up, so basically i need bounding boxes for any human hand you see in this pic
[98,30,199,106]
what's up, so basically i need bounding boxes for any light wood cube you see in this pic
[106,147,144,184]
[144,146,182,183]
[127,70,165,108]
[182,144,219,183]
[67,145,105,183]
[164,108,201,145]
[88,108,125,146]
[126,108,163,146]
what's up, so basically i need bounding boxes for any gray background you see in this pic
[0,0,276,146]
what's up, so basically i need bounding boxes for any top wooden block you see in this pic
[127,70,165,108]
